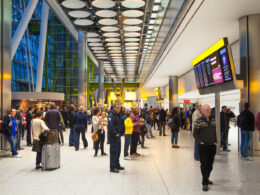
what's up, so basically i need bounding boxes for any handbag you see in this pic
[167,118,176,129]
[91,132,99,142]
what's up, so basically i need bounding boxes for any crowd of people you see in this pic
[0,101,259,191]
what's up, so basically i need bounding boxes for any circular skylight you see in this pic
[87,32,99,38]
[96,10,117,18]
[124,19,143,25]
[99,19,118,25]
[93,50,106,53]
[107,42,121,46]
[122,10,144,17]
[74,19,93,26]
[124,26,141,32]
[108,47,121,50]
[91,47,105,50]
[103,32,120,38]
[88,42,103,47]
[92,0,116,9]
[88,38,101,42]
[101,26,119,32]
[125,42,139,46]
[122,0,145,9]
[125,38,140,42]
[62,0,86,9]
[124,32,141,37]
[105,38,121,42]
[125,46,139,50]
[68,10,90,18]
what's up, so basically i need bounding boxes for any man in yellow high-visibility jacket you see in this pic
[122,107,133,160]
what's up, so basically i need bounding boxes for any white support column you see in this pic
[35,1,49,92]
[11,0,38,60]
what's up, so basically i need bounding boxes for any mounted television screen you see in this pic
[192,38,237,94]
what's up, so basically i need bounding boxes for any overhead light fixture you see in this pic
[149,19,155,24]
[151,13,157,18]
[152,5,160,11]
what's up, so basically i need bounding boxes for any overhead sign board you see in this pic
[192,38,237,94]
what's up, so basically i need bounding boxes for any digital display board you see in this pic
[192,38,236,94]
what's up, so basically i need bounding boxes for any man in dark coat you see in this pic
[108,103,125,173]
[45,104,61,130]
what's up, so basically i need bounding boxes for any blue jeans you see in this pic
[240,130,253,158]
[69,127,75,146]
[5,135,18,155]
[171,132,178,144]
[221,132,228,150]
[146,124,153,138]
[15,127,22,149]
[74,128,88,150]
[194,140,200,159]
[124,134,131,157]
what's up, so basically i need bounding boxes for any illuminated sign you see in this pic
[192,38,236,93]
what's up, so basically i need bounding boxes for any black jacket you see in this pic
[68,110,76,128]
[159,109,167,122]
[3,115,13,136]
[45,109,61,130]
[237,110,255,131]
[108,110,125,138]
[26,111,33,129]
[193,116,217,145]
[16,111,23,129]
[170,115,180,133]
[74,112,87,132]
[220,111,228,132]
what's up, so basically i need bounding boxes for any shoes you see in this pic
[141,146,147,149]
[130,154,138,157]
[35,165,42,170]
[17,147,24,151]
[13,154,22,158]
[172,145,176,148]
[117,166,125,170]
[175,145,180,148]
[163,134,167,136]
[101,153,107,156]
[94,154,97,157]
[84,147,88,149]
[135,153,141,156]
[202,185,208,191]
[208,180,213,185]
[151,136,155,138]
[195,158,200,161]
[124,156,132,160]
[110,169,119,173]
[69,144,74,147]
[241,156,253,161]
[223,149,231,152]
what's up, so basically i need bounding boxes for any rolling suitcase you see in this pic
[41,143,60,170]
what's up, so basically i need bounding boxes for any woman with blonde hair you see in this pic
[74,106,88,151]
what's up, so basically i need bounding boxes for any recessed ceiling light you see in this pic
[74,19,93,26]
[62,0,86,9]
[125,38,140,42]
[99,19,118,25]
[107,42,121,46]
[88,42,103,47]
[124,26,142,32]
[105,38,121,42]
[101,26,119,32]
[152,5,160,11]
[68,10,90,18]
[123,19,143,25]
[124,32,141,37]
[103,32,121,38]
[87,32,99,38]
[122,0,145,9]
[151,13,157,18]
[125,42,139,46]
[88,38,101,42]
[96,10,117,18]
[92,0,115,9]
[122,10,144,18]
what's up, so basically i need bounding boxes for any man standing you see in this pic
[159,107,167,136]
[68,105,76,146]
[108,103,125,173]
[26,107,33,146]
[15,104,24,150]
[192,104,202,161]
[220,106,230,151]
[193,104,217,192]
[237,103,255,161]
[45,104,61,131]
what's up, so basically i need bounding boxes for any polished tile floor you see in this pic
[0,125,260,195]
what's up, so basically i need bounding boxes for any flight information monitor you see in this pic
[192,38,237,94]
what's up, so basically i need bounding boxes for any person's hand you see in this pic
[115,133,120,137]
[214,142,217,145]
[200,142,204,145]
[0,120,3,124]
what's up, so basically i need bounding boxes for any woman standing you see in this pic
[169,107,181,148]
[3,109,21,158]
[74,106,88,151]
[92,108,107,157]
[31,111,49,169]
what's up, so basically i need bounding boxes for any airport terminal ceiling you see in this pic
[52,0,185,83]
[142,0,260,89]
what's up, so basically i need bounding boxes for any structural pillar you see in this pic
[169,76,178,112]
[239,15,260,156]
[98,60,104,107]
[36,0,49,92]
[11,0,38,60]
[215,92,221,155]
[0,0,12,155]
[78,31,88,107]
